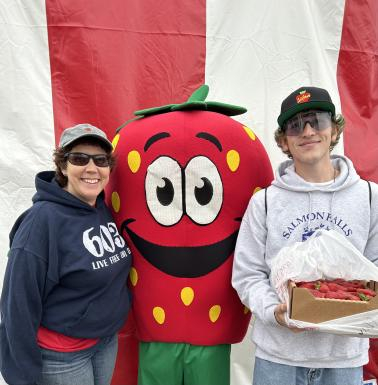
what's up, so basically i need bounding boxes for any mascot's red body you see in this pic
[107,86,273,382]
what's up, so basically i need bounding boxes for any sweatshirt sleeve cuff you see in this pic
[265,304,279,326]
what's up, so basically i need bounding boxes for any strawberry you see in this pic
[307,289,325,298]
[327,283,346,292]
[345,287,359,292]
[318,283,329,293]
[358,293,371,301]
[343,293,360,301]
[356,288,376,297]
[324,291,349,300]
[313,281,329,292]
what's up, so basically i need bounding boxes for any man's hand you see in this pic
[274,303,304,333]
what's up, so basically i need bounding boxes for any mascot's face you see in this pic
[108,110,272,278]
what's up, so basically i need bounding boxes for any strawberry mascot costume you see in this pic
[107,85,273,385]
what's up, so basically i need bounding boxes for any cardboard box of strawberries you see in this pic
[289,279,378,323]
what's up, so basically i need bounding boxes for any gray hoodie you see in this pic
[232,155,378,368]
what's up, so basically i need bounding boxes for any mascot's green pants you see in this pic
[138,342,231,385]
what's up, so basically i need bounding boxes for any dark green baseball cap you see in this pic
[277,86,335,127]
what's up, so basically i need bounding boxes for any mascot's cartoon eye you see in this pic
[185,156,223,225]
[157,177,174,206]
[145,156,183,226]
[194,178,213,205]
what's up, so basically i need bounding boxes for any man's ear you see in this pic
[279,136,289,152]
[331,126,338,142]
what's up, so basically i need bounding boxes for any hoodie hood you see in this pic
[272,155,360,192]
[9,171,106,247]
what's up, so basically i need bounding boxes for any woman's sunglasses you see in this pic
[283,110,332,136]
[65,152,110,167]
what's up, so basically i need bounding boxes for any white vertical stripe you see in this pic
[0,0,54,295]
[205,2,345,385]
[206,0,345,173]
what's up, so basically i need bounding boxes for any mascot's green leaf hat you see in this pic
[116,85,246,133]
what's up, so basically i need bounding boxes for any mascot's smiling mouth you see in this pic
[121,219,238,278]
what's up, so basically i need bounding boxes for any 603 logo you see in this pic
[83,222,126,257]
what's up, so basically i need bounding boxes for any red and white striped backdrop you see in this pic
[1,1,377,384]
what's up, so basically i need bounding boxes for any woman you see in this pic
[0,123,132,385]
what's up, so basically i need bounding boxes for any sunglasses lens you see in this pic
[67,153,89,166]
[284,117,301,136]
[66,153,110,167]
[315,112,332,129]
[93,155,110,167]
[284,111,331,136]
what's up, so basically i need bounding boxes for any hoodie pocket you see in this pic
[65,302,95,336]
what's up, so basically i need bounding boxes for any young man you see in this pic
[232,86,378,385]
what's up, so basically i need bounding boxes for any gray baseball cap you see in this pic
[59,123,113,151]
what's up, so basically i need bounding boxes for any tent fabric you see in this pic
[1,1,378,384]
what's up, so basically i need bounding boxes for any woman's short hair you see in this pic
[53,137,116,187]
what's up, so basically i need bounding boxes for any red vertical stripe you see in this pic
[45,0,206,143]
[337,0,378,182]
[338,3,378,381]
[45,2,206,384]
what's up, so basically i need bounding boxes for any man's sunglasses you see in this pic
[65,152,111,167]
[283,110,332,136]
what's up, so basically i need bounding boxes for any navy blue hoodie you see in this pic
[0,171,132,385]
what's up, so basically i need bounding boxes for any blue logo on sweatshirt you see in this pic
[282,211,352,240]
